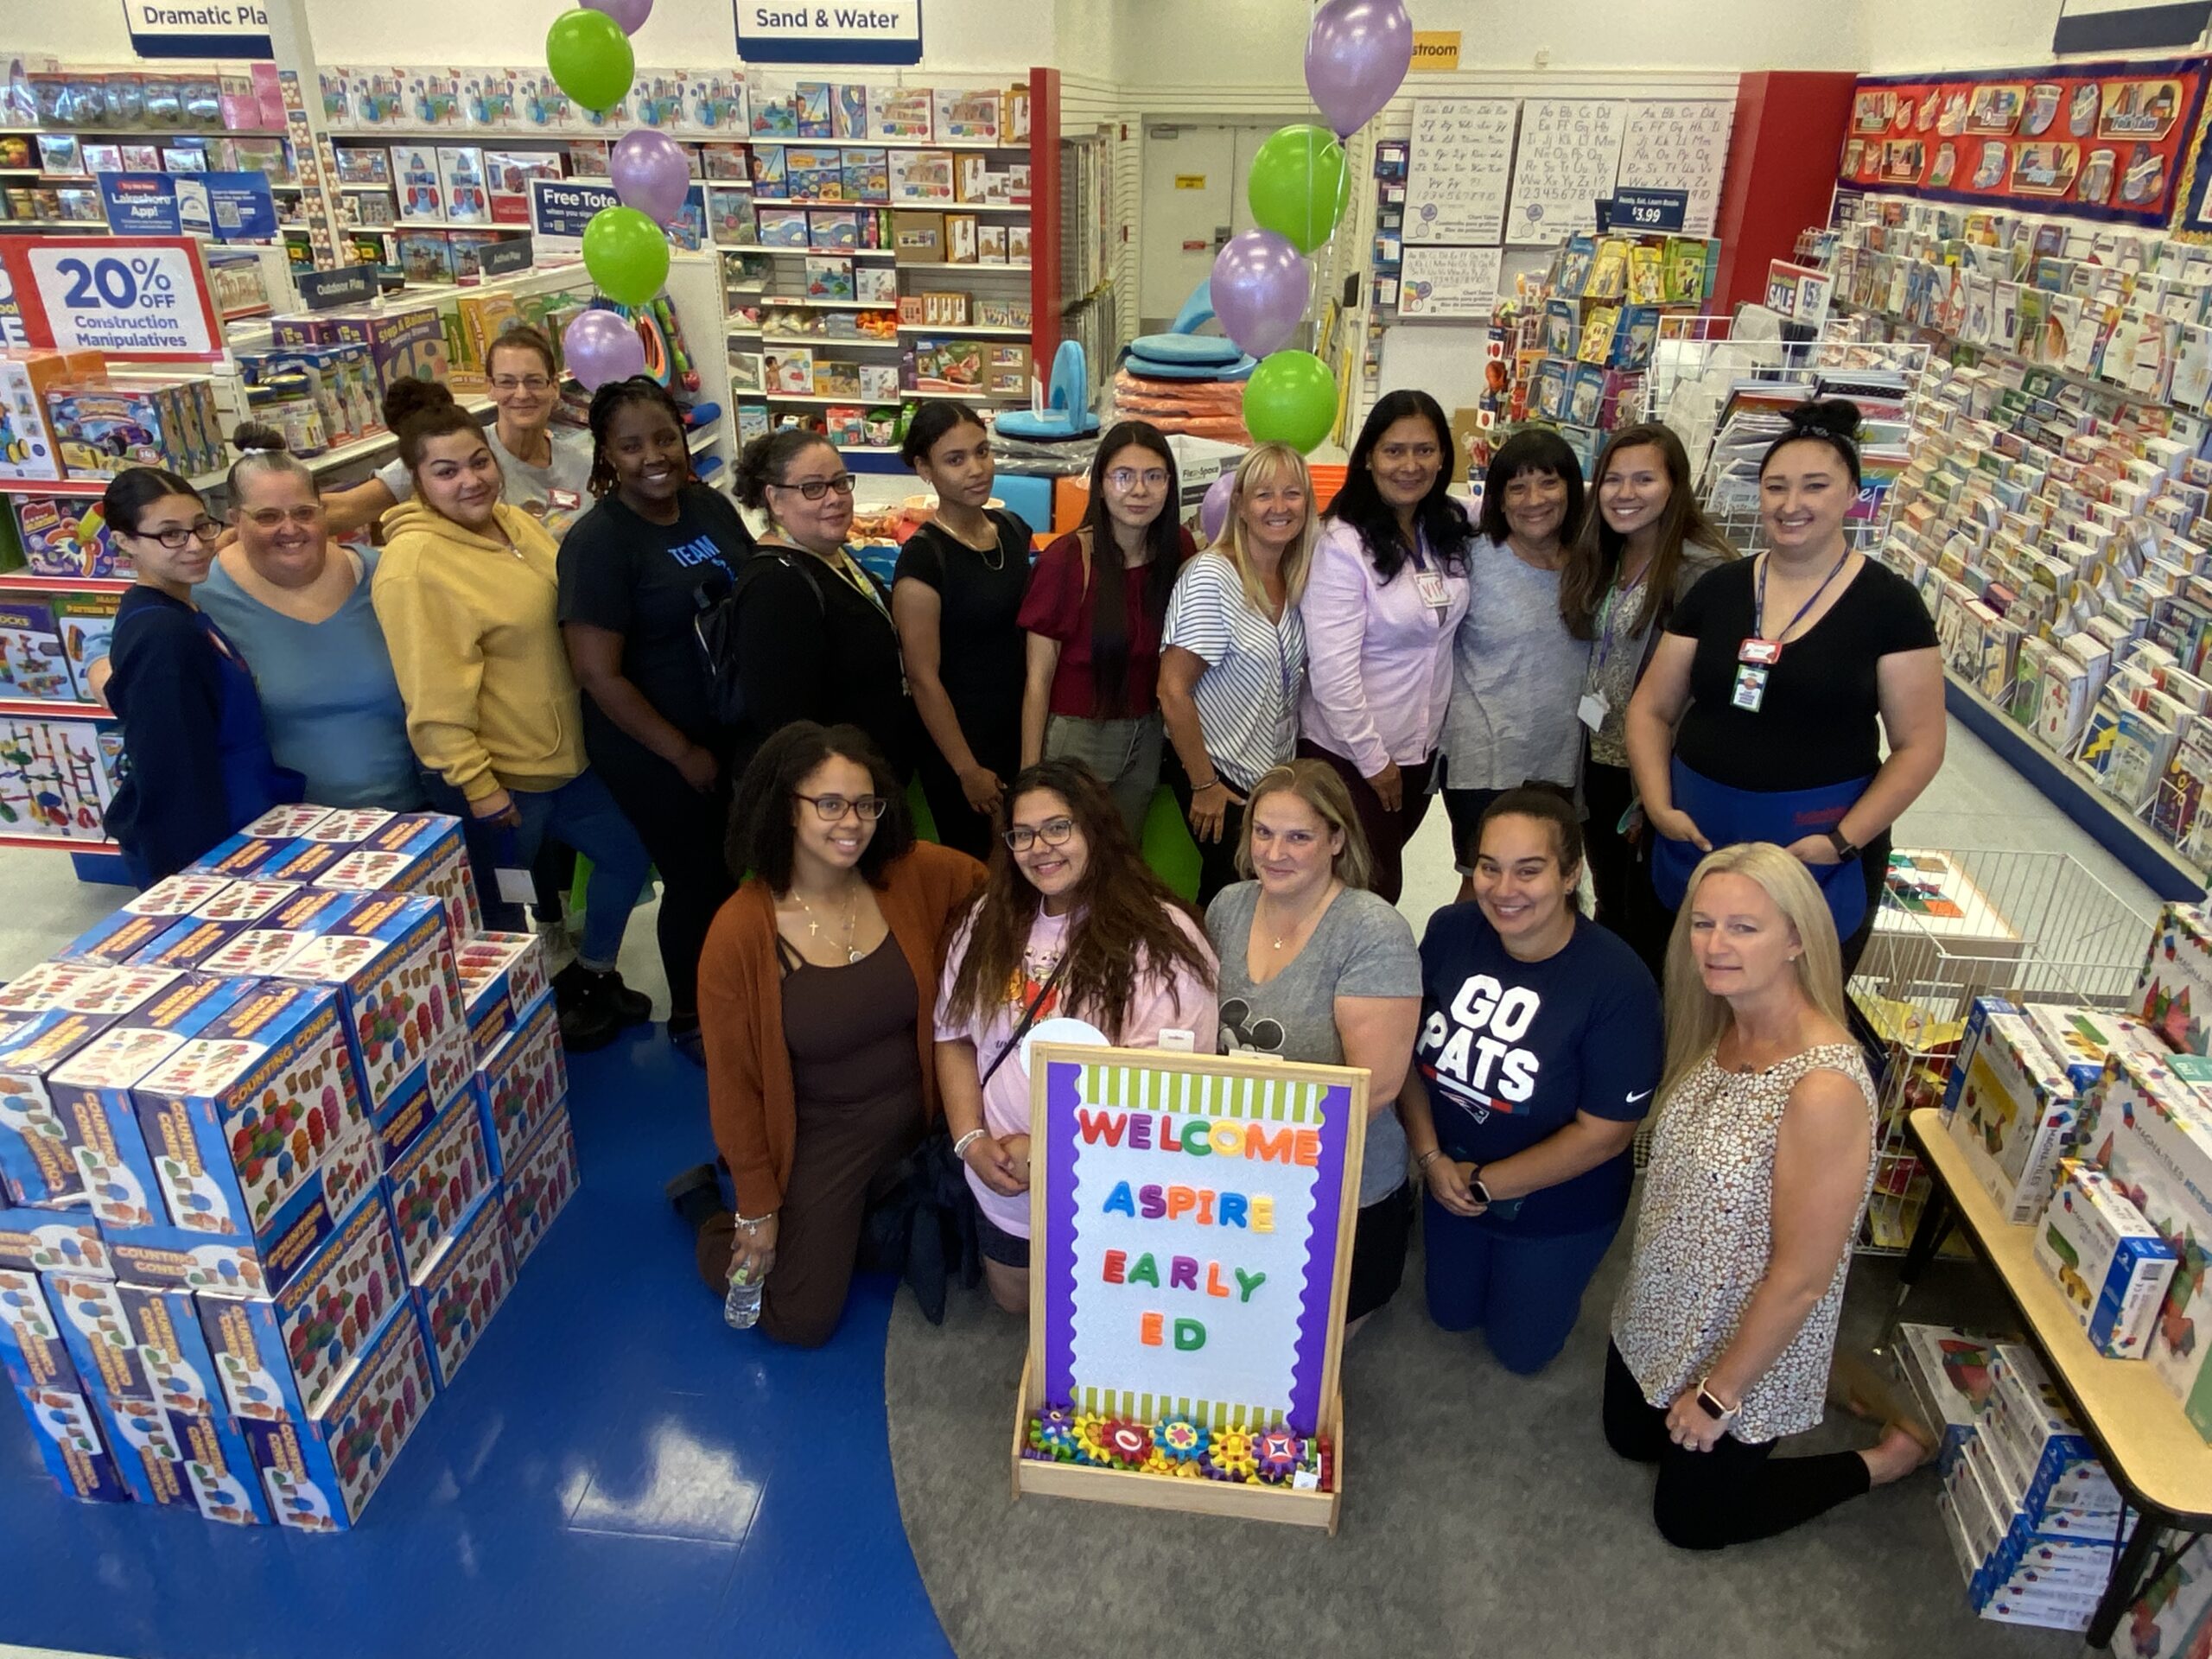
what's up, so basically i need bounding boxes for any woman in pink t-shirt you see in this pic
[936,757,1219,1313]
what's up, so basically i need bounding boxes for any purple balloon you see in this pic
[610,128,690,226]
[1210,230,1310,361]
[586,0,653,33]
[1200,474,1236,543]
[563,308,645,391]
[1305,0,1414,138]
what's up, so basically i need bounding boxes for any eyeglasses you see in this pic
[1002,817,1076,852]
[1105,467,1170,491]
[137,518,222,550]
[772,474,856,501]
[795,791,888,822]
[241,505,325,531]
[490,375,553,393]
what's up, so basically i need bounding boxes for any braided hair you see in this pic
[586,374,692,499]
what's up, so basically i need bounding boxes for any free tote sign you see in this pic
[737,0,923,65]
[1033,1047,1364,1434]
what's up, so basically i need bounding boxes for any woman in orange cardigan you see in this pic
[687,721,986,1346]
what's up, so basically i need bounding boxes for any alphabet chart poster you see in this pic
[1403,97,1519,245]
[1033,1047,1364,1437]
[1616,99,1733,237]
[1399,245,1504,318]
[1503,98,1629,245]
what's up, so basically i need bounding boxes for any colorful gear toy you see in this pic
[1154,1414,1207,1462]
[1071,1413,1111,1465]
[1028,1411,1079,1461]
[1209,1428,1256,1481]
[1140,1447,1173,1476]
[1254,1428,1303,1483]
[1102,1419,1153,1468]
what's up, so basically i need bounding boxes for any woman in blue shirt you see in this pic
[103,467,300,885]
[1399,786,1663,1374]
[196,428,423,810]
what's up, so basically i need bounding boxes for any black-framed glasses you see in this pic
[796,791,887,822]
[136,518,222,550]
[1003,817,1076,852]
[771,474,856,501]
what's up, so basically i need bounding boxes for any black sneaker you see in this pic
[558,988,623,1052]
[669,1011,705,1067]
[554,963,652,1026]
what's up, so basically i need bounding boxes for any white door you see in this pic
[1139,123,1236,330]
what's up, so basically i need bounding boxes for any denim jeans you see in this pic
[1043,710,1163,842]
[461,770,651,971]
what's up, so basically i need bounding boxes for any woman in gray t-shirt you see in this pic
[1204,758,1422,1330]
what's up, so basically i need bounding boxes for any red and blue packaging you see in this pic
[386,1084,493,1284]
[455,932,550,1060]
[503,1107,578,1271]
[476,992,564,1178]
[416,1192,512,1387]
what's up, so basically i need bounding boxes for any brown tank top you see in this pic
[778,932,922,1109]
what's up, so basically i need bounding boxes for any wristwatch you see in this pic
[1695,1376,1739,1427]
[1826,827,1859,861]
[1467,1164,1493,1206]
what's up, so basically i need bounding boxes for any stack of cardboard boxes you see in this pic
[0,805,576,1530]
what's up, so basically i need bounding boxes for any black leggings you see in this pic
[1164,749,1249,908]
[1602,1342,1870,1550]
[585,725,737,1023]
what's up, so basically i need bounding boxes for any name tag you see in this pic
[548,487,582,513]
[1738,638,1782,666]
[1414,571,1449,610]
[1577,690,1608,731]
[1730,664,1770,712]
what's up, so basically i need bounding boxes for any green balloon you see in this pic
[1246,124,1350,254]
[1243,350,1337,454]
[583,205,669,307]
[546,8,635,114]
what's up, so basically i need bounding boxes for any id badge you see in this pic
[1577,690,1608,731]
[1414,570,1448,610]
[547,487,582,514]
[492,827,535,907]
[1738,638,1782,666]
[1731,664,1769,712]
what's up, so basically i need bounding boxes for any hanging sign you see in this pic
[736,0,923,65]
[530,179,620,251]
[98,173,279,242]
[119,0,274,60]
[0,235,223,361]
[1410,31,1461,72]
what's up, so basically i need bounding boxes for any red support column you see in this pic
[1711,70,1858,316]
[1030,66,1062,377]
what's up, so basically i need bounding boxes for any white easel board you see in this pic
[1404,97,1518,246]
[1503,98,1628,245]
[1615,99,1733,238]
[1398,245,1503,318]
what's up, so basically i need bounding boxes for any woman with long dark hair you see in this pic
[936,758,1217,1313]
[1018,420,1192,839]
[1296,390,1474,904]
[558,375,756,1060]
[1559,423,1735,958]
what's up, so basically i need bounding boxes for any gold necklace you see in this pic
[793,887,863,963]
[1258,883,1335,950]
[937,512,1005,570]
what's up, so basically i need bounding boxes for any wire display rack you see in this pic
[1850,847,2155,1255]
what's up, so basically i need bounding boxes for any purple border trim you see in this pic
[1284,1084,1354,1433]
[1040,1060,1082,1401]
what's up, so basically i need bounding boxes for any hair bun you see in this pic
[1785,398,1861,442]
[231,420,289,455]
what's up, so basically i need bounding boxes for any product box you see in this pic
[0,1202,109,1275]
[314,811,480,950]
[1893,1322,2004,1464]
[0,601,68,702]
[317,304,448,396]
[0,959,175,1015]
[43,1270,153,1401]
[415,1189,512,1387]
[2139,901,2212,1054]
[14,494,124,577]
[111,1278,223,1416]
[454,932,550,1058]
[0,351,100,482]
[130,979,380,1293]
[2036,1160,2178,1357]
[186,887,360,983]
[0,1266,75,1390]
[92,1394,267,1523]
[476,992,564,1174]
[386,1084,493,1284]
[182,834,299,882]
[2023,1004,2169,1095]
[1947,1010,2078,1222]
[126,916,249,975]
[0,1011,124,1205]
[56,907,178,965]
[196,1189,407,1426]
[10,1379,128,1501]
[502,1107,577,1270]
[1979,1342,2123,1520]
[244,1299,435,1531]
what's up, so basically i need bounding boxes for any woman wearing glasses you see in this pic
[101,466,300,885]
[323,328,593,538]
[560,378,757,1061]
[684,721,988,1347]
[726,429,913,779]
[1019,421,1192,839]
[194,427,423,810]
[936,759,1217,1313]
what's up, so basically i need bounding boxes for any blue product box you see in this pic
[0,959,178,1014]
[0,1007,130,1206]
[0,1202,109,1274]
[182,834,300,880]
[315,811,478,948]
[114,1279,223,1416]
[245,1299,436,1531]
[502,1105,578,1271]
[274,892,472,1118]
[130,978,380,1294]
[258,839,353,887]
[385,1085,493,1284]
[374,1062,448,1168]
[188,886,365,984]
[416,1192,512,1388]
[44,1270,152,1401]
[7,1375,129,1501]
[1942,995,2024,1120]
[458,931,551,1060]
[0,1265,77,1392]
[153,876,302,925]
[92,1394,268,1524]
[476,991,563,1176]
[55,909,178,965]
[129,916,249,974]
[103,1227,282,1297]
[195,1191,408,1425]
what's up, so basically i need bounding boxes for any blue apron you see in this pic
[1648,760,1872,939]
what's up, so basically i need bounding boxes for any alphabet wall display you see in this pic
[1399,245,1504,317]
[1404,97,1518,245]
[1615,99,1732,238]
[1504,98,1630,245]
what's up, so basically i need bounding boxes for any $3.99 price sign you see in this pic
[0,236,223,362]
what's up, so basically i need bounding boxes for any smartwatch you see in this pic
[1826,827,1859,861]
[1695,1377,1739,1427]
[1468,1164,1493,1207]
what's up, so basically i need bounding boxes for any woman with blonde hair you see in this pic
[1607,842,1929,1550]
[1204,758,1421,1327]
[1161,442,1318,904]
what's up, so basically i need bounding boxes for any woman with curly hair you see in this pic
[934,758,1218,1313]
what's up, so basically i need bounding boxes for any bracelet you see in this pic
[953,1128,988,1160]
[734,1211,775,1230]
[1414,1148,1443,1170]
[1192,776,1222,791]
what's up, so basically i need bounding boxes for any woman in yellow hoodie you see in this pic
[373,396,654,1050]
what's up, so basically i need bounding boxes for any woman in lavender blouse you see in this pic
[1296,391,1475,904]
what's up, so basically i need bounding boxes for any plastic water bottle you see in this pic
[723,1262,762,1329]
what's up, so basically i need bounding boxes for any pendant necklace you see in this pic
[795,887,863,963]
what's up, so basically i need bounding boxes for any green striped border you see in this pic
[1071,1385,1281,1431]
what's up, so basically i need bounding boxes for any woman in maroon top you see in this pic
[1018,420,1192,839]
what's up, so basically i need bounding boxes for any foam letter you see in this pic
[1219,1192,1249,1229]
[1160,1116,1183,1152]
[1166,1184,1197,1220]
[1103,1249,1127,1285]
[1245,1124,1293,1163]
[1075,1109,1127,1146]
[1103,1181,1135,1218]
[1294,1129,1320,1166]
[1209,1122,1243,1155]
[1206,1261,1230,1298]
[1173,1318,1206,1351]
[1170,1255,1198,1291]
[1253,1195,1274,1233]
[1197,1189,1217,1225]
[1139,1184,1166,1219]
[1129,1113,1153,1150]
[1127,1252,1160,1288]
[1235,1267,1267,1303]
[1184,1122,1213,1158]
[1141,1311,1164,1346]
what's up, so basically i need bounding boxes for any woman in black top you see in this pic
[727,429,914,781]
[891,401,1033,861]
[1626,400,1944,975]
[558,377,756,1059]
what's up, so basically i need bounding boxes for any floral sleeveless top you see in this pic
[1611,1041,1876,1444]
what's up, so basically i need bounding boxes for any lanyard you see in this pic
[1753,548,1851,649]
[826,546,891,620]
[1592,560,1651,673]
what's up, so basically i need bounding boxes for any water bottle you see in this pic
[723,1262,762,1328]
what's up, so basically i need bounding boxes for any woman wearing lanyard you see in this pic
[1560,424,1734,954]
[560,377,758,1061]
[1160,442,1315,906]
[1297,390,1474,906]
[1626,400,1943,976]
[726,429,913,780]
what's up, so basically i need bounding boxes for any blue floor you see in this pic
[0,1029,950,1659]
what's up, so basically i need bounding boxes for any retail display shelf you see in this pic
[0,830,120,853]
[0,697,105,721]
[897,324,1030,338]
[0,574,131,595]
[748,197,1030,213]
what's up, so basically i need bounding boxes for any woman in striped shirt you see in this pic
[1160,442,1318,905]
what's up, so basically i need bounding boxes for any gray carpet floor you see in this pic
[884,1236,2085,1659]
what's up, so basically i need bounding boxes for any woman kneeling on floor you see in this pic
[692,722,987,1347]
[1606,842,1930,1548]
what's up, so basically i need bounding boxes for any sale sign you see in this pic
[0,237,223,362]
